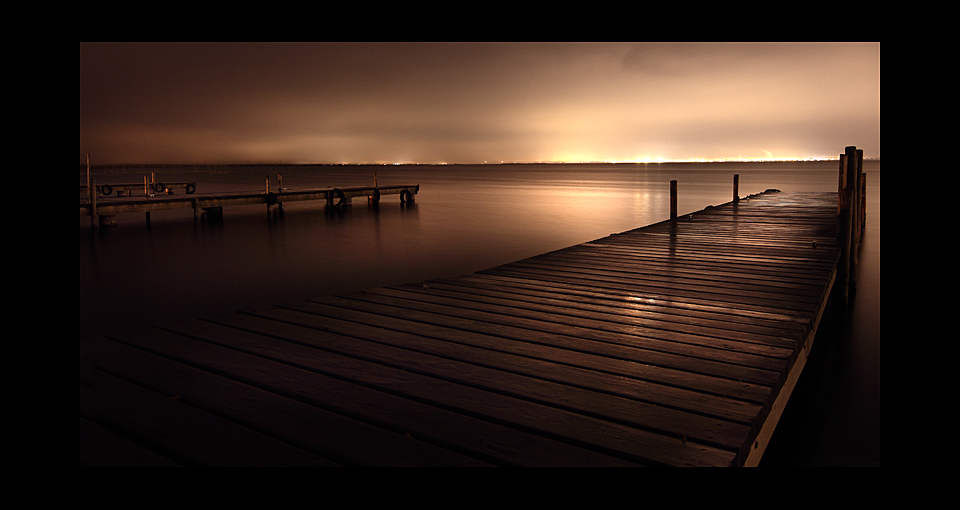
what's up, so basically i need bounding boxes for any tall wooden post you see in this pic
[837,154,846,215]
[276,173,284,214]
[90,178,98,229]
[670,180,678,220]
[265,175,271,216]
[733,174,740,202]
[860,172,867,235]
[838,145,858,307]
[850,149,863,290]
[86,154,91,203]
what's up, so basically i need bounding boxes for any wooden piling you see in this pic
[86,154,91,203]
[90,178,97,229]
[860,172,867,235]
[733,174,739,202]
[670,180,677,220]
[837,145,862,307]
[837,154,846,215]
[266,176,272,216]
[850,149,864,291]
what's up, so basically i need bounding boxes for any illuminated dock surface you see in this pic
[81,191,842,466]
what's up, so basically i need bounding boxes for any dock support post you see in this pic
[733,174,740,202]
[838,145,861,307]
[670,180,677,220]
[860,172,867,236]
[90,179,98,229]
[86,154,91,202]
[850,149,864,291]
[265,175,273,217]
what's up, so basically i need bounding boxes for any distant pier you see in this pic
[80,148,867,467]
[81,178,419,228]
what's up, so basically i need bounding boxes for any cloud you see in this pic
[80,42,880,164]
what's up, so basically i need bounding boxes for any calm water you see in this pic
[80,160,880,466]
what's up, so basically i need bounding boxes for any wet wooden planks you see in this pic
[81,191,841,467]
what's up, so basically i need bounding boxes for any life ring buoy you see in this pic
[101,184,113,196]
[400,189,413,203]
[266,192,278,206]
[186,183,196,194]
[154,182,165,193]
[330,188,345,207]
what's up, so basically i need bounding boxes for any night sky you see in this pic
[80,42,880,165]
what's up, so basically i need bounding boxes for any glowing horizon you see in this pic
[81,42,880,167]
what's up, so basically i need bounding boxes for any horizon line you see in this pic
[83,156,878,167]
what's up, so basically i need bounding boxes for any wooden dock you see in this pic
[81,188,847,467]
[80,183,420,227]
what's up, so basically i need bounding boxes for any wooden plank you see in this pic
[445,273,814,326]
[368,285,799,351]
[143,317,727,467]
[423,275,810,334]
[87,334,498,467]
[304,292,789,381]
[266,299,772,404]
[333,289,792,368]
[212,309,755,450]
[536,245,836,285]
[93,324,638,466]
[83,353,340,467]
[396,281,804,346]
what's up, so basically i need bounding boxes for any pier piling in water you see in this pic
[837,145,866,308]
[670,180,677,220]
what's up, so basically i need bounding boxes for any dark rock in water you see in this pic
[765,188,781,193]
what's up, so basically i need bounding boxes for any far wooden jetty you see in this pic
[81,147,868,467]
[81,172,419,228]
[79,170,197,199]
